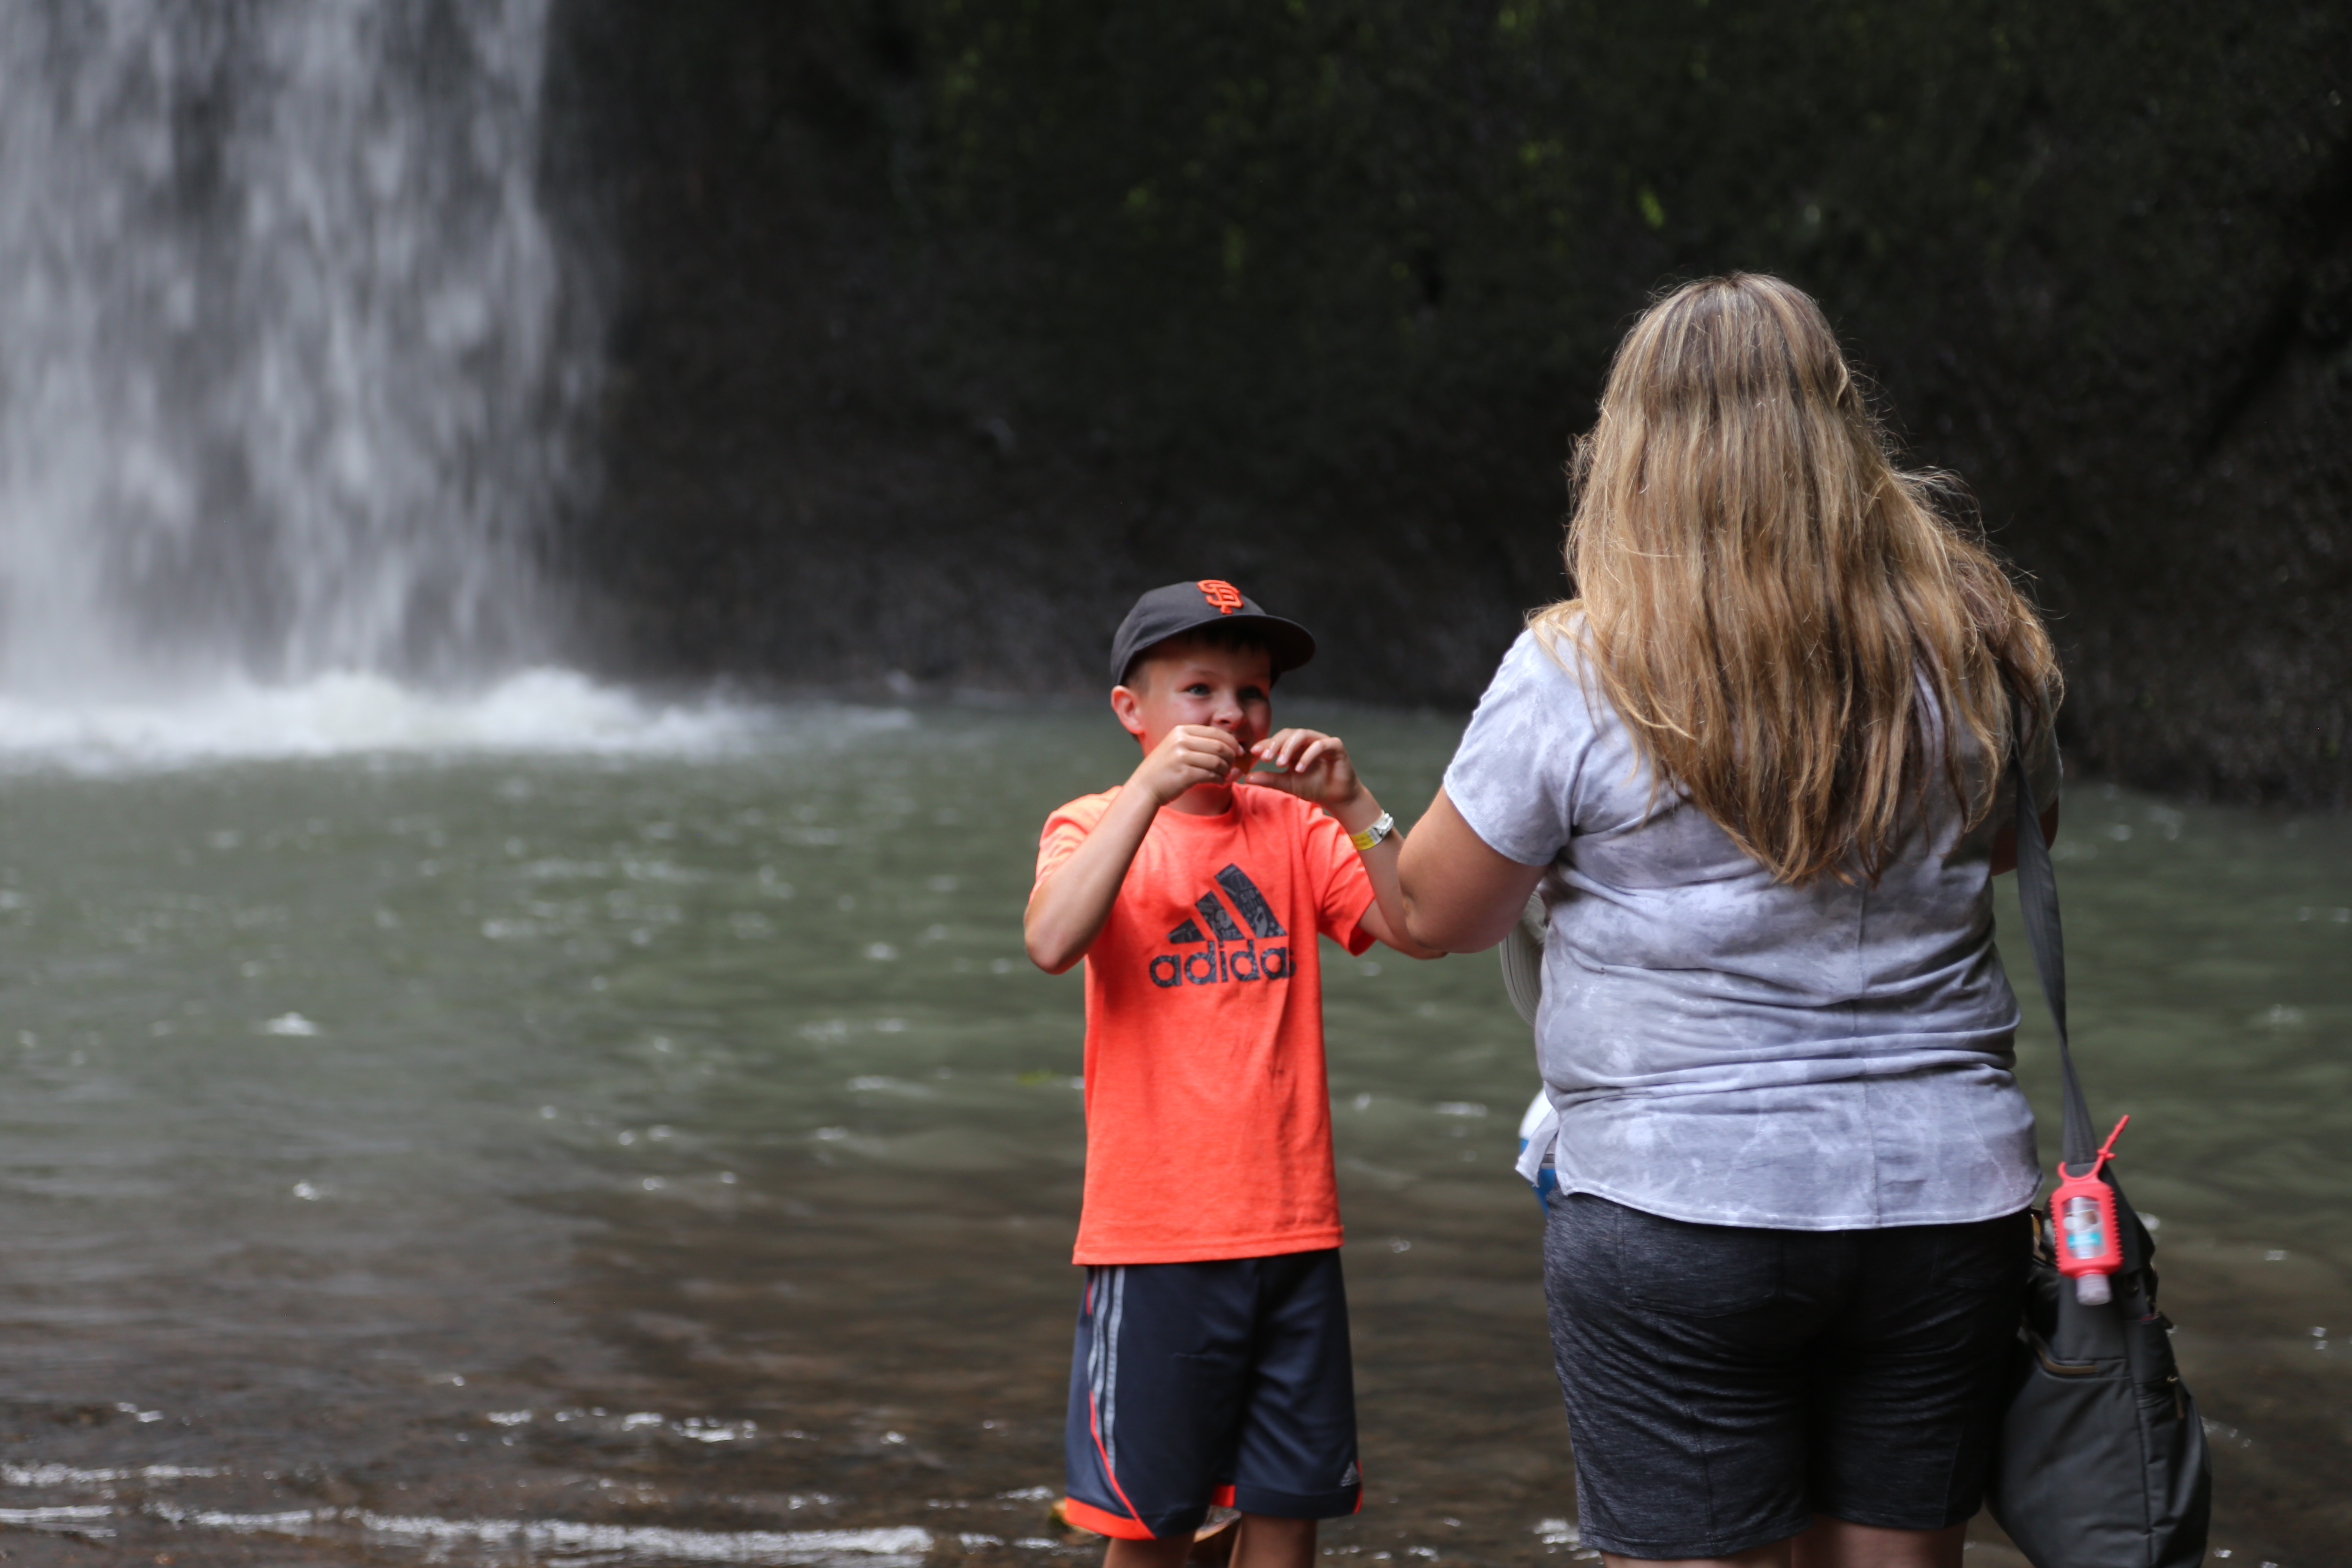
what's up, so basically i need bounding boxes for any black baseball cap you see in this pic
[1108,580,1317,687]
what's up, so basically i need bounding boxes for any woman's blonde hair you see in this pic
[1533,273,2061,885]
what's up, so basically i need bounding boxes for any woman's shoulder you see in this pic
[1449,615,1625,793]
[1483,614,1604,719]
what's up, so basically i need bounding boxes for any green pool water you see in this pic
[0,699,2343,1565]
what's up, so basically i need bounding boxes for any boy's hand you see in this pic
[1130,723,1245,806]
[1241,728,1366,820]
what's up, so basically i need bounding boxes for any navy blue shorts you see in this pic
[1062,1250,1362,1540]
[1544,1194,2028,1561]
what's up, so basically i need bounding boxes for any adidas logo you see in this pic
[1338,1461,1359,1488]
[1146,863,1292,988]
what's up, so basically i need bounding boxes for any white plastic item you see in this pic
[1504,891,1559,1204]
[1515,1089,1559,1201]
[1499,891,1548,1026]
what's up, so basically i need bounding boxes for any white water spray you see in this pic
[0,0,586,713]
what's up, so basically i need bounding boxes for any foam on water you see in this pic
[1,1448,934,1565]
[15,1498,931,1566]
[0,668,910,770]
[161,1506,933,1565]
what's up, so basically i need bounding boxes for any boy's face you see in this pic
[1111,638,1275,763]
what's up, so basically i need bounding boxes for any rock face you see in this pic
[546,1,2352,806]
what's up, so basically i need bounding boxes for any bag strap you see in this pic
[2007,718,2101,1173]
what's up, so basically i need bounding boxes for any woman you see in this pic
[1398,274,2061,1568]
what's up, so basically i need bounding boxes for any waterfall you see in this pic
[0,0,584,700]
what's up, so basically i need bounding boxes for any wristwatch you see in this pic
[1348,812,1397,852]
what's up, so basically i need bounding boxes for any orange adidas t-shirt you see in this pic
[1035,785,1377,1265]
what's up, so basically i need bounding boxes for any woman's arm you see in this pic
[1396,787,1550,953]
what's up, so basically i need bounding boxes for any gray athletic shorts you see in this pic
[1543,1193,2027,1560]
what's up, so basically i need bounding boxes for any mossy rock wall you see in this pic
[548,0,2352,805]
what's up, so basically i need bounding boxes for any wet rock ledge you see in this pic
[545,1,2352,807]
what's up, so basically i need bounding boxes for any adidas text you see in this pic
[1148,861,1291,988]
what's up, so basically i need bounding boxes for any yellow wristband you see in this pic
[1348,812,1396,852]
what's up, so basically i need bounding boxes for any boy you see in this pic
[1025,580,1439,1568]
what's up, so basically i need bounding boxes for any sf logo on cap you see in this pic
[1197,580,1245,614]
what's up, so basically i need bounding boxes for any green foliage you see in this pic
[910,0,2061,475]
[563,0,2352,800]
[891,0,2352,799]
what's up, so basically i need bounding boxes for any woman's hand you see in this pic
[1396,787,1550,953]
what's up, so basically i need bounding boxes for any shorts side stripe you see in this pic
[1084,1268,1104,1442]
[1102,1265,1126,1473]
[1083,1267,1110,1470]
[1084,1266,1149,1532]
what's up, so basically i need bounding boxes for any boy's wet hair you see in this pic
[1120,622,1277,690]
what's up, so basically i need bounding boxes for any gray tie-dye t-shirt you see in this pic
[1445,625,2057,1231]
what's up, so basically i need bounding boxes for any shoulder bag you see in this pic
[1985,734,2213,1567]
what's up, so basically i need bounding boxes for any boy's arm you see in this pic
[1242,728,1444,961]
[1024,724,1244,974]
